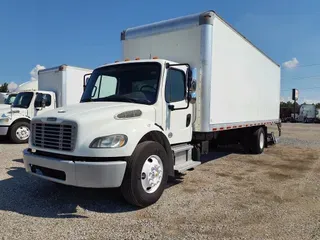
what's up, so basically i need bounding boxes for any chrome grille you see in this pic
[32,122,77,151]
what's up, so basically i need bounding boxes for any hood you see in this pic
[0,107,29,119]
[33,102,157,123]
[0,104,10,111]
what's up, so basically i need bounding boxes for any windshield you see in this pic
[12,92,34,108]
[80,62,161,105]
[4,94,17,105]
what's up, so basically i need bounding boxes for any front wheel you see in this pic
[9,121,30,144]
[121,141,169,207]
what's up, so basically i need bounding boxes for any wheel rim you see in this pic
[259,131,264,149]
[140,155,163,194]
[16,126,30,141]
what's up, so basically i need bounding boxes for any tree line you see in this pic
[0,82,8,92]
[281,101,320,110]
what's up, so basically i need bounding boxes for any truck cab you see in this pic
[3,93,18,105]
[0,90,55,143]
[23,59,198,207]
[0,92,18,109]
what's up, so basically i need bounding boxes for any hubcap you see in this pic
[259,131,264,149]
[140,155,163,194]
[16,126,30,141]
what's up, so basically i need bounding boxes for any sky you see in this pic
[0,0,320,103]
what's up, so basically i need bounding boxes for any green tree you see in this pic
[0,82,8,92]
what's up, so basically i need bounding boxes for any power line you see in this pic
[281,87,320,92]
[281,75,320,81]
[281,63,320,69]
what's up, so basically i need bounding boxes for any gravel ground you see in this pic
[0,123,320,240]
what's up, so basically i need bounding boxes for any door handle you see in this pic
[186,114,191,127]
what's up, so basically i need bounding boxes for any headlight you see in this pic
[89,134,128,148]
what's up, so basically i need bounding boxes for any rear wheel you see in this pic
[9,121,30,144]
[251,127,265,154]
[121,141,168,207]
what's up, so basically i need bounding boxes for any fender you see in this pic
[9,116,31,127]
[74,118,172,159]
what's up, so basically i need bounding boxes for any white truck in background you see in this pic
[0,93,8,104]
[297,104,320,123]
[0,80,38,107]
[23,10,281,207]
[0,65,92,143]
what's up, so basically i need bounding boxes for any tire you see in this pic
[251,127,265,154]
[9,121,30,144]
[121,141,169,207]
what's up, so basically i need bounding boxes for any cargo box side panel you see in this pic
[210,17,280,126]
[123,26,203,130]
[38,69,64,108]
[123,26,202,69]
[65,67,91,107]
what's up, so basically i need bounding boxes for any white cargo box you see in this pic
[38,65,92,108]
[121,10,281,132]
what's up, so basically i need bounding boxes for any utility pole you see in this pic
[292,88,299,122]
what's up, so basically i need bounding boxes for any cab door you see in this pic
[163,66,193,144]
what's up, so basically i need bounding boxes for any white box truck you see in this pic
[23,11,281,207]
[0,65,92,143]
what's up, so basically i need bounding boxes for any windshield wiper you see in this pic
[12,105,26,108]
[94,95,139,103]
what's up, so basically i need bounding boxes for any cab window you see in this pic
[34,93,51,107]
[165,69,186,103]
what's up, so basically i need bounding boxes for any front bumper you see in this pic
[23,149,127,188]
[0,126,9,136]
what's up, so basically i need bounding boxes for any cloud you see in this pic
[280,96,293,102]
[30,64,45,81]
[281,96,320,104]
[7,82,18,92]
[301,98,320,104]
[282,57,299,69]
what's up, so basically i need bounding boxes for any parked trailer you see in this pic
[297,104,319,123]
[0,65,92,143]
[23,10,281,207]
[316,109,320,122]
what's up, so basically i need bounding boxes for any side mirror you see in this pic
[188,68,197,104]
[83,73,91,91]
[188,92,196,104]
[41,99,46,108]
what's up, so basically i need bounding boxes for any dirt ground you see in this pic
[0,123,319,239]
